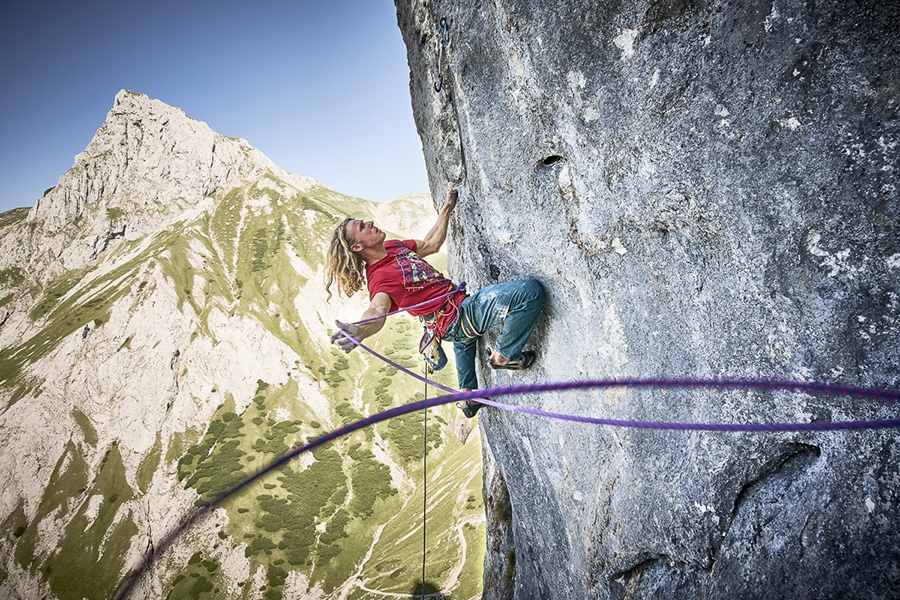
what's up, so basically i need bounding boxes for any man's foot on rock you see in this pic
[458,400,483,418]
[487,349,536,371]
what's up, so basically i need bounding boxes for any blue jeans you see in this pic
[443,279,545,390]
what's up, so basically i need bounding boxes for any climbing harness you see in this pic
[348,279,463,373]
[416,283,460,373]
[434,18,448,93]
[458,309,482,338]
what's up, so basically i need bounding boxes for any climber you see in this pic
[324,187,545,418]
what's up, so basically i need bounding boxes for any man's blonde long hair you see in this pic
[325,217,366,301]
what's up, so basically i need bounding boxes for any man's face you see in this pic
[345,219,385,252]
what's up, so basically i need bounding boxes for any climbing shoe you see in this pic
[458,400,483,418]
[487,349,536,371]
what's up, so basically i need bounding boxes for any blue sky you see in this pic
[0,0,429,214]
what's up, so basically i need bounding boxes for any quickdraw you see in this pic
[417,282,458,373]
[434,18,448,93]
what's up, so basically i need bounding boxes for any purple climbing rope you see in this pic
[114,296,900,599]
[475,395,900,432]
[335,329,900,432]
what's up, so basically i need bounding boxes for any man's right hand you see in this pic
[445,187,459,212]
[330,320,359,353]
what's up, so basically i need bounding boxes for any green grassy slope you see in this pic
[0,181,484,600]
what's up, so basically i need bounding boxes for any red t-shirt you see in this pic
[366,240,465,336]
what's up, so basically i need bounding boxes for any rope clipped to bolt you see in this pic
[434,18,448,93]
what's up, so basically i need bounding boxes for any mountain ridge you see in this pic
[15,90,316,280]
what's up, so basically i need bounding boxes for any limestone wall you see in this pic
[395,1,900,597]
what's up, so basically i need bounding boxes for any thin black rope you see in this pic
[421,361,428,599]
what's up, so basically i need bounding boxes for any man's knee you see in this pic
[521,278,545,304]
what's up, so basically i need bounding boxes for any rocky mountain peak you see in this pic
[23,90,315,279]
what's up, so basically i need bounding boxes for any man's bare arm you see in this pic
[416,188,458,258]
[330,292,393,353]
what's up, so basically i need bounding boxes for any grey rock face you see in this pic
[395,0,900,598]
